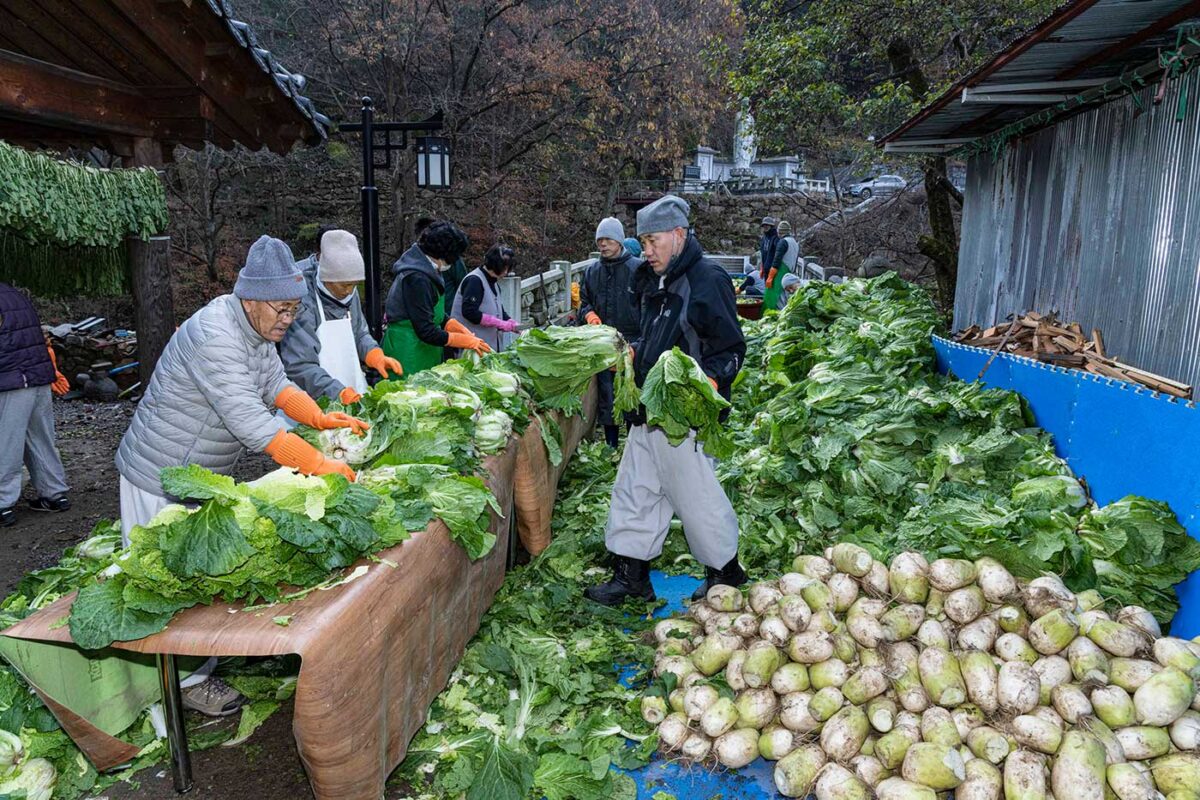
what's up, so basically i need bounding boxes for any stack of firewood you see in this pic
[954,311,1193,399]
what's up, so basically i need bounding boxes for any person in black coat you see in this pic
[0,283,71,527]
[579,216,642,446]
[585,196,747,607]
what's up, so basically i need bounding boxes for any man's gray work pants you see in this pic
[0,385,69,508]
[604,424,738,568]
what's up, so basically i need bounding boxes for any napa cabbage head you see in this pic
[0,757,55,800]
[311,426,379,466]
[0,730,21,775]
[477,370,520,397]
[1011,475,1088,512]
[246,468,333,519]
[475,410,513,454]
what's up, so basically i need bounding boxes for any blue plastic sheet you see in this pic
[933,336,1200,637]
[623,571,778,799]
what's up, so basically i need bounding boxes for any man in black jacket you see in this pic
[585,195,747,606]
[579,216,642,446]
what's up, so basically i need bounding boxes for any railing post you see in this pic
[498,275,521,325]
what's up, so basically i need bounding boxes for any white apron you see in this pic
[279,283,368,427]
[314,286,369,395]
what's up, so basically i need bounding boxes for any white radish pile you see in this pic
[643,544,1200,800]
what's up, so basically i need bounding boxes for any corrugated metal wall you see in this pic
[958,69,1200,388]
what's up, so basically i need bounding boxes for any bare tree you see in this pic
[166,144,237,282]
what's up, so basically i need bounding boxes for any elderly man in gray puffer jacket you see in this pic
[114,235,368,716]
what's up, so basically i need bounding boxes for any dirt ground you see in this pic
[3,399,372,800]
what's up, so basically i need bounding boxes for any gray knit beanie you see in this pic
[234,235,306,301]
[636,195,690,236]
[595,217,625,243]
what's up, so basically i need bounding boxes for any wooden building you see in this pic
[0,0,328,383]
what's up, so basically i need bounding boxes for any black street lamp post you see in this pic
[341,97,449,340]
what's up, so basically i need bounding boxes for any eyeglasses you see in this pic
[265,301,304,320]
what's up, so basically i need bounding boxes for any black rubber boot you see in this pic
[585,555,655,606]
[690,556,749,602]
[603,425,620,447]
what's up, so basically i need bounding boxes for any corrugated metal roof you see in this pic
[882,0,1200,145]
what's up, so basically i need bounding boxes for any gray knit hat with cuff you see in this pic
[636,195,690,236]
[234,235,306,301]
[595,217,625,243]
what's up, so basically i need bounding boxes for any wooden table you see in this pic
[4,442,519,800]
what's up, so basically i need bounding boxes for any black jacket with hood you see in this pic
[627,234,745,424]
[578,248,642,340]
[385,243,449,347]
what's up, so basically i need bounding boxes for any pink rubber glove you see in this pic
[482,314,520,333]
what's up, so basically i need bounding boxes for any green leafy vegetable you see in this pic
[67,579,176,651]
[512,325,631,409]
[722,272,1198,625]
[640,348,731,457]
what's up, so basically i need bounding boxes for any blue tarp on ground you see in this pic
[625,572,778,799]
[932,335,1200,637]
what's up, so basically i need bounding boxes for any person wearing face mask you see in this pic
[279,229,402,407]
[114,235,367,716]
[382,221,490,374]
[449,244,521,353]
[585,195,747,607]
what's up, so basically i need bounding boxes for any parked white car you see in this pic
[848,174,906,198]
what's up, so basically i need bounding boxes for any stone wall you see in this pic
[604,193,831,259]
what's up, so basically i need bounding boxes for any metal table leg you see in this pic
[156,654,193,794]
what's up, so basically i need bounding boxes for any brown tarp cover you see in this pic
[3,441,519,800]
[512,378,598,554]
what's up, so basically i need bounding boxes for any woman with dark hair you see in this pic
[450,244,521,353]
[382,221,490,374]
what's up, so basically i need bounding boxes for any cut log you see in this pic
[956,311,1191,399]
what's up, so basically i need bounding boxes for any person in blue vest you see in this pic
[449,244,521,353]
[0,283,71,527]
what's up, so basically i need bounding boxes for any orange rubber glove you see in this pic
[445,318,471,336]
[446,331,491,356]
[339,386,362,405]
[364,347,402,378]
[585,311,602,326]
[765,268,778,289]
[275,386,370,435]
[47,346,69,396]
[265,429,355,481]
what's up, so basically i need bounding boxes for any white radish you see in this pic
[960,649,1000,715]
[998,661,1041,716]
[976,558,1018,603]
[715,727,761,768]
[774,745,827,798]
[929,558,978,591]
[1051,730,1108,800]
[657,712,690,750]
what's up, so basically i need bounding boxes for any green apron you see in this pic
[381,294,445,376]
[763,264,789,311]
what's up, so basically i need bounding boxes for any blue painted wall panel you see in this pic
[933,336,1200,636]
